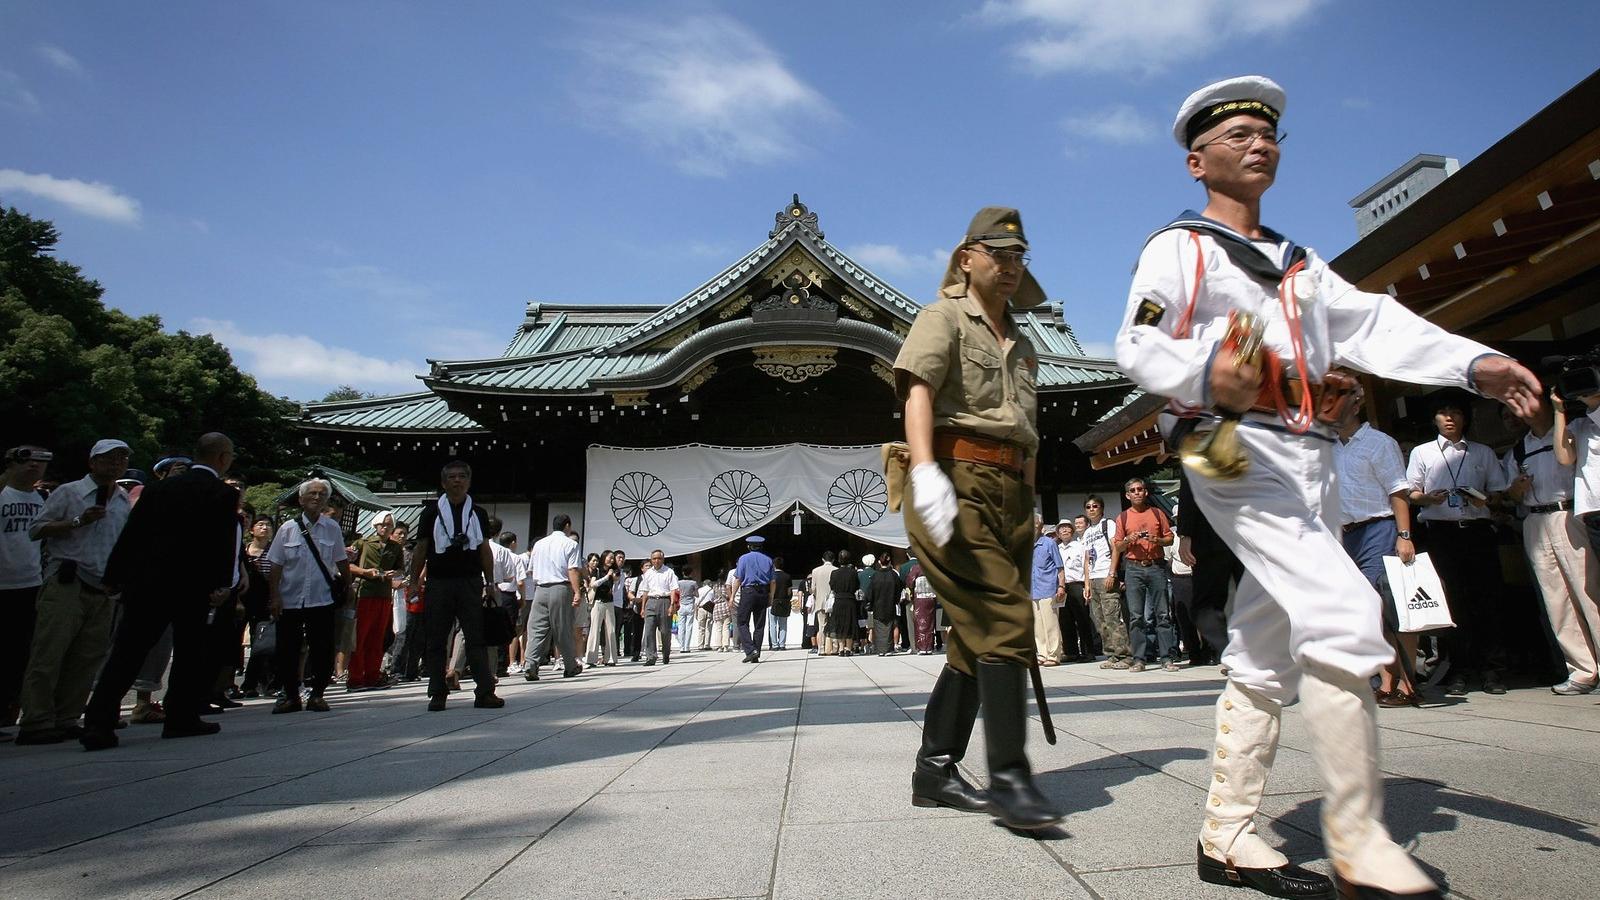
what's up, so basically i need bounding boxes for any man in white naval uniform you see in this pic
[1116,76,1541,900]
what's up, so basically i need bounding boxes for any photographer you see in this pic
[1508,392,1600,696]
[1406,393,1511,696]
[1552,357,1600,560]
[1113,477,1177,672]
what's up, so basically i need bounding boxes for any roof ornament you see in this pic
[771,193,823,239]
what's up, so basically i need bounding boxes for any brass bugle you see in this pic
[1179,312,1263,481]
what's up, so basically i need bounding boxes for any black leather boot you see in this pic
[911,665,986,813]
[977,659,1063,829]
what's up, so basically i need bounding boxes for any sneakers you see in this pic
[1127,660,1147,673]
[129,700,166,725]
[1552,679,1597,696]
[1099,658,1130,670]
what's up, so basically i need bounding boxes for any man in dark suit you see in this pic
[81,432,243,750]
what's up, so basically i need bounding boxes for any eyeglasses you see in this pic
[1195,127,1286,152]
[967,245,1031,267]
[1084,503,1101,509]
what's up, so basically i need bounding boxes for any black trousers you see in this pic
[423,576,492,698]
[736,584,769,656]
[277,604,336,697]
[86,595,208,730]
[1422,520,1507,681]
[1057,585,1096,659]
[1170,573,1200,661]
[0,587,38,718]
[241,615,275,691]
[1186,531,1239,665]
[205,597,242,695]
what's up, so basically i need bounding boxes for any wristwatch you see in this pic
[1397,530,1412,540]
[70,515,83,528]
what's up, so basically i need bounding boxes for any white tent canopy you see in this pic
[583,443,905,557]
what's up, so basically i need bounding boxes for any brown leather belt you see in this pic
[933,432,1025,474]
[1125,558,1163,567]
[1528,500,1573,515]
[1247,371,1359,424]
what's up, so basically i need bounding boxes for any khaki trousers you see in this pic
[1524,509,1600,686]
[815,609,831,653]
[1032,597,1063,663]
[904,459,1035,676]
[19,578,113,732]
[1088,580,1131,660]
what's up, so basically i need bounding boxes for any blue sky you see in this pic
[3,1,1596,400]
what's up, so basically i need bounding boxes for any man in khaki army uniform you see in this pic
[895,207,1062,830]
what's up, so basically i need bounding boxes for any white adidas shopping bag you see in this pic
[1381,552,1455,633]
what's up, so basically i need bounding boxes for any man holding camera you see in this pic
[1509,391,1600,695]
[1406,394,1510,696]
[1114,476,1177,672]
[16,439,132,745]
[411,460,503,710]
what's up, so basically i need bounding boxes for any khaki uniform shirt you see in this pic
[893,285,1040,455]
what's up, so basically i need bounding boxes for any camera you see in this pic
[448,532,470,551]
[1554,348,1600,400]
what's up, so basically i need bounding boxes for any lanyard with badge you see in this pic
[1437,437,1468,508]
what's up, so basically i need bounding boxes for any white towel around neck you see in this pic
[433,495,484,553]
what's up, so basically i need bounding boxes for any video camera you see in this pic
[1554,348,1600,400]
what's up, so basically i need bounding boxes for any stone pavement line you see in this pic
[167,662,727,899]
[846,654,1110,899]
[759,654,807,900]
[462,659,770,899]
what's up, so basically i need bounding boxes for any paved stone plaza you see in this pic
[1,650,1596,899]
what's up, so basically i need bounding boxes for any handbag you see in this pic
[1382,552,1455,633]
[252,620,277,655]
[480,597,516,645]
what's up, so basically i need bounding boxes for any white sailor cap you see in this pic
[1173,75,1286,148]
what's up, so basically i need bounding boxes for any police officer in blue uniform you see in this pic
[729,535,775,663]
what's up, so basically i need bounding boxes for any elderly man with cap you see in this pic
[15,439,133,744]
[728,535,775,663]
[1116,76,1540,899]
[895,206,1061,830]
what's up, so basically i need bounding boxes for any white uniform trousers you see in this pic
[1523,509,1600,687]
[1186,422,1393,698]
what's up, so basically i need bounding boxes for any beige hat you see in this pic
[939,206,1047,308]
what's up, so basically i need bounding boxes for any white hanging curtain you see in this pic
[583,443,904,556]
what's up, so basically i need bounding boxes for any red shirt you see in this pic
[1117,506,1170,562]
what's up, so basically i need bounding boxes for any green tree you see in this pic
[321,384,373,402]
[0,204,300,482]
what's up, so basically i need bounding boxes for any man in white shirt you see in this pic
[16,439,131,744]
[1553,382,1600,558]
[1406,394,1511,696]
[1511,393,1600,695]
[523,514,583,681]
[489,530,521,677]
[1079,495,1131,668]
[636,550,678,666]
[266,478,348,714]
[1333,395,1419,705]
[1055,520,1094,663]
[1,445,49,741]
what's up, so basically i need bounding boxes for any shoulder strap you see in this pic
[1116,510,1130,540]
[297,517,339,590]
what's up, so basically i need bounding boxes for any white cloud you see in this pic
[844,243,949,279]
[0,69,40,112]
[36,44,85,77]
[0,168,141,223]
[193,318,423,390]
[979,0,1324,76]
[1062,104,1157,145]
[321,265,503,359]
[574,13,836,176]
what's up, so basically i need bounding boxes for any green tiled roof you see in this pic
[273,466,391,513]
[298,392,487,433]
[435,349,671,392]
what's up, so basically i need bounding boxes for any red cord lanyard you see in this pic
[1273,260,1315,434]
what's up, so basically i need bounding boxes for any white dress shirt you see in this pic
[1058,538,1086,583]
[1565,409,1600,515]
[638,565,678,598]
[265,514,345,609]
[1500,429,1572,510]
[1406,435,1509,522]
[29,475,132,589]
[490,541,520,592]
[528,530,581,586]
[1333,423,1409,525]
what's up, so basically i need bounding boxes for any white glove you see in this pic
[910,462,958,548]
